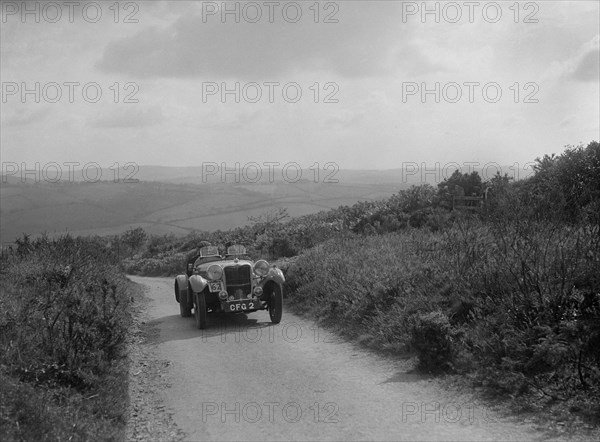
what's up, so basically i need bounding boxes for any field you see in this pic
[0,172,405,243]
[0,165,531,243]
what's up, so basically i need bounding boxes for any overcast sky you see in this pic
[1,0,599,170]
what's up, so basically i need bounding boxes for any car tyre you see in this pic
[268,284,283,324]
[195,291,208,329]
[179,285,192,318]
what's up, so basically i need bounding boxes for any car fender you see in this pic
[260,267,285,286]
[174,274,188,302]
[188,274,209,294]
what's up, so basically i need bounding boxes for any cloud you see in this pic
[89,106,164,128]
[323,110,365,129]
[96,2,406,79]
[502,116,521,128]
[558,35,600,82]
[571,46,600,82]
[1,107,50,126]
[559,115,576,127]
[393,41,448,76]
[197,107,262,129]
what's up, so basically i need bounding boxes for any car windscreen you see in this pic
[199,246,220,257]
[226,245,247,256]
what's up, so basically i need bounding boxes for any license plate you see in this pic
[227,300,256,312]
[208,282,222,292]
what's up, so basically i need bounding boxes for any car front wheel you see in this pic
[268,284,283,324]
[194,291,208,329]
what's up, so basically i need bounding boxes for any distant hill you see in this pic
[0,177,404,242]
[0,165,533,242]
[1,166,423,186]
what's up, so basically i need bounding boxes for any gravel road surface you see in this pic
[126,276,550,441]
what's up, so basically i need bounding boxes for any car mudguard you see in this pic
[174,274,188,302]
[188,274,209,294]
[260,267,285,286]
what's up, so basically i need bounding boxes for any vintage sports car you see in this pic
[174,245,285,329]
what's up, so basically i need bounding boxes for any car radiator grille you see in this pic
[224,265,252,299]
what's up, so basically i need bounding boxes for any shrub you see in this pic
[0,234,132,440]
[122,252,187,276]
[285,218,600,404]
[0,235,130,388]
[410,311,458,373]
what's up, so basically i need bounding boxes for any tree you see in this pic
[121,227,147,257]
[438,170,483,197]
[527,141,600,223]
[247,208,291,258]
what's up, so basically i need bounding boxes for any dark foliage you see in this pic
[0,234,131,440]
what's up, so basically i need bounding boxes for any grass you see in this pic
[285,216,600,423]
[0,363,128,441]
[0,235,134,441]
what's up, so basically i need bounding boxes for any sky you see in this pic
[1,0,599,172]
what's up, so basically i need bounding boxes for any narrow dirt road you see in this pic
[127,276,547,441]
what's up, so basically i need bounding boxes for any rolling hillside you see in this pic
[1,164,532,243]
[0,175,404,242]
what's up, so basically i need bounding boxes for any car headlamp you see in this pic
[253,260,270,277]
[207,264,223,280]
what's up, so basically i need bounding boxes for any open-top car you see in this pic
[174,245,284,329]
